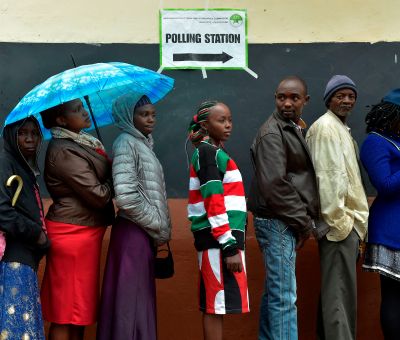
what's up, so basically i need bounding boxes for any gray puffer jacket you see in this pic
[112,93,171,245]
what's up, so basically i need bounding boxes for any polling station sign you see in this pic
[160,9,247,69]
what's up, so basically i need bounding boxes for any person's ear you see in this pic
[55,116,66,127]
[304,95,310,105]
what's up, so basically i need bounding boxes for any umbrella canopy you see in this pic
[3,62,174,139]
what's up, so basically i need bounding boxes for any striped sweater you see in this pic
[188,141,247,257]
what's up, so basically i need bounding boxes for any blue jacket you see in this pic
[360,132,400,249]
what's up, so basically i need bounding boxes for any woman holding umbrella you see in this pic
[39,99,115,340]
[97,94,171,340]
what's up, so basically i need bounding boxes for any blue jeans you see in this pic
[254,217,298,340]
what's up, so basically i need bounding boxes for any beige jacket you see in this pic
[306,110,369,241]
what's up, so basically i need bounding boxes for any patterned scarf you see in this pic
[50,127,105,152]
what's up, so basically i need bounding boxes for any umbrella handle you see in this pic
[6,175,23,207]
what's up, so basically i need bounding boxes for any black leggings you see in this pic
[380,274,400,339]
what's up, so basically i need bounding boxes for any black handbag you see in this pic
[155,242,174,279]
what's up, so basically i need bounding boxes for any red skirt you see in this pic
[41,219,106,325]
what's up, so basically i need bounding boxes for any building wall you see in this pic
[1,0,399,43]
[1,2,394,339]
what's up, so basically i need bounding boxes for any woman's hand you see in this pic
[224,253,243,273]
[104,178,115,199]
[37,230,48,246]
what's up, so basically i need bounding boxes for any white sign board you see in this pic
[160,9,247,70]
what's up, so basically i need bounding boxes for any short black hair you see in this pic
[39,103,66,129]
[277,75,308,94]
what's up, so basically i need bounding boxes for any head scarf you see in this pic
[112,93,147,132]
[3,116,42,174]
[112,93,154,144]
[188,100,218,146]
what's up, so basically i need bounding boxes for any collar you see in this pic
[326,110,351,133]
[273,111,307,130]
[297,117,307,129]
[326,110,349,126]
[199,138,222,149]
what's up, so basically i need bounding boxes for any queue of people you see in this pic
[0,73,399,340]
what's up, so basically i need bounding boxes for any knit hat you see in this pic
[382,88,400,106]
[134,95,152,112]
[323,75,357,107]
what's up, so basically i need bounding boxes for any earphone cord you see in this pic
[185,137,191,170]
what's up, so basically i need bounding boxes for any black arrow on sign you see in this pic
[173,52,233,63]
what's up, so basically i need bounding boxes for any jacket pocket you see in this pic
[137,181,151,205]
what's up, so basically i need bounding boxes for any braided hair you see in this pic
[365,101,400,136]
[188,100,219,146]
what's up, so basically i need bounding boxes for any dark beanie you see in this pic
[134,95,152,112]
[323,75,357,107]
[383,88,400,106]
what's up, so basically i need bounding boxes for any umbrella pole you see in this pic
[84,95,103,144]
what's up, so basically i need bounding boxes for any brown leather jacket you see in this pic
[44,138,115,227]
[248,111,320,238]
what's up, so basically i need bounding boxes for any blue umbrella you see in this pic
[3,62,174,139]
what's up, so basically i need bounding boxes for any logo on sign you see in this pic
[229,14,243,27]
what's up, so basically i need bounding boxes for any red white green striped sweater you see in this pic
[188,141,247,257]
